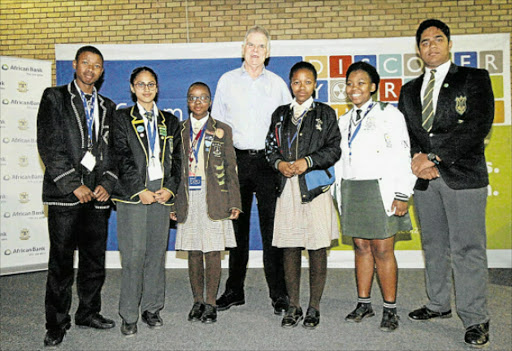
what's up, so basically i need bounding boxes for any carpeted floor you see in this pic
[1,268,511,350]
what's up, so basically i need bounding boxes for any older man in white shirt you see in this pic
[212,25,292,315]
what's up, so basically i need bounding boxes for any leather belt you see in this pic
[235,148,265,156]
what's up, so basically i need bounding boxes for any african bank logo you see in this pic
[17,81,28,93]
[4,249,12,255]
[18,119,28,130]
[3,175,10,181]
[4,212,11,218]
[19,192,29,204]
[18,155,29,167]
[20,228,30,240]
[2,99,8,105]
[1,64,8,71]
[2,138,10,143]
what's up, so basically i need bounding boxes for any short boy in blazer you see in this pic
[398,19,494,347]
[37,46,117,347]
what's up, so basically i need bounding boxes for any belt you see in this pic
[235,148,265,156]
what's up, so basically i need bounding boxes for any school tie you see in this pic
[422,69,436,132]
[355,109,362,122]
[84,94,96,144]
[145,111,154,123]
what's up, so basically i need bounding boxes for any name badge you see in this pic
[189,176,202,191]
[148,158,163,181]
[81,151,96,171]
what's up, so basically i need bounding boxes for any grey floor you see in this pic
[1,268,511,351]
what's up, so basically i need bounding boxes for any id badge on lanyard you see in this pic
[188,122,206,190]
[147,116,163,181]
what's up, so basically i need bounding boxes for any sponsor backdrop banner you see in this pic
[0,56,51,275]
[53,34,510,268]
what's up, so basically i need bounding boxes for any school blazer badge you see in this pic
[455,95,467,115]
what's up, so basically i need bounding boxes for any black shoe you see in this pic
[380,309,399,332]
[345,303,375,323]
[188,302,205,322]
[75,313,115,329]
[408,306,452,321]
[303,306,320,329]
[142,310,163,328]
[464,321,489,347]
[120,320,137,337]
[216,290,245,311]
[44,323,70,347]
[281,306,303,328]
[201,304,217,324]
[272,296,289,315]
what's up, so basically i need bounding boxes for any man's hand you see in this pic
[417,167,440,180]
[411,153,436,177]
[93,185,110,202]
[73,185,94,203]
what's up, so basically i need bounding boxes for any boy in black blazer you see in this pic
[398,19,494,347]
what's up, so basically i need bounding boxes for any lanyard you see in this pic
[189,122,207,166]
[80,90,96,147]
[287,109,308,158]
[145,113,158,160]
[348,103,374,156]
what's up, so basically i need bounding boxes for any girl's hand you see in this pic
[229,209,241,220]
[278,161,295,178]
[392,200,408,217]
[291,158,308,175]
[155,189,172,204]
[139,190,156,204]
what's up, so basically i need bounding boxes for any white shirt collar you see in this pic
[136,101,157,120]
[290,96,314,111]
[190,112,209,129]
[425,60,451,78]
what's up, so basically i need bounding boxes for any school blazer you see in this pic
[37,82,117,207]
[172,117,241,221]
[398,63,494,190]
[111,106,181,205]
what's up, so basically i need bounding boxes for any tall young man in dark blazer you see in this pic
[37,46,117,347]
[398,19,494,347]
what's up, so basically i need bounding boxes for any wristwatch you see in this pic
[427,153,440,165]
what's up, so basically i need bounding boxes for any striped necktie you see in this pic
[422,69,436,132]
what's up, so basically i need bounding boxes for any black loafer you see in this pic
[142,310,163,328]
[303,306,320,329]
[201,304,217,324]
[464,321,489,347]
[188,302,205,322]
[281,306,303,328]
[216,290,245,311]
[408,306,452,321]
[44,323,71,347]
[75,313,115,329]
[380,310,400,332]
[120,320,137,337]
[345,303,375,323]
[272,296,289,315]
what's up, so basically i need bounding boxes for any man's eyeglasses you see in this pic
[188,95,211,102]
[134,82,157,91]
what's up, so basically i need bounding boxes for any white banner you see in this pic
[0,56,51,275]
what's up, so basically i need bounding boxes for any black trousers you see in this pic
[45,203,110,331]
[224,150,286,300]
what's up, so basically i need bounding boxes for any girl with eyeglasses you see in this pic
[170,82,241,324]
[111,66,181,336]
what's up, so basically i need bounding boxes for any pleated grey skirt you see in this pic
[340,179,411,239]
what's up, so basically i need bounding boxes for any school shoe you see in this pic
[408,306,452,321]
[142,311,163,328]
[380,310,399,332]
[303,306,320,329]
[44,322,71,347]
[120,320,137,337]
[345,303,375,323]
[188,302,205,322]
[216,290,245,311]
[75,313,115,329]
[464,321,489,348]
[201,304,217,324]
[272,296,289,315]
[281,306,303,328]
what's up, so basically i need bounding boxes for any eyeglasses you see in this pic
[134,82,157,91]
[188,95,211,102]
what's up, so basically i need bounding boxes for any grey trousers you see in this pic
[117,193,171,323]
[414,176,489,328]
